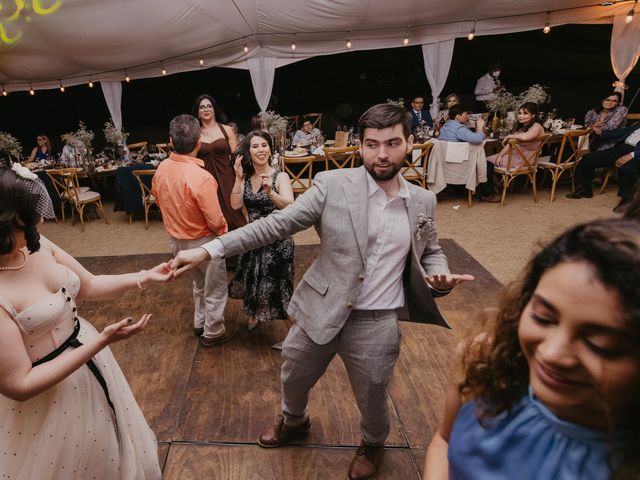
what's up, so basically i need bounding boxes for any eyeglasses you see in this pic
[199,104,214,110]
[604,98,618,102]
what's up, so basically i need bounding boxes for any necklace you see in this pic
[0,249,28,271]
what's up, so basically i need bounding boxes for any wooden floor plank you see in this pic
[162,443,419,480]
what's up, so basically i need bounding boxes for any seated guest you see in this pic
[567,120,640,213]
[584,91,627,151]
[441,93,461,121]
[409,95,433,132]
[487,102,545,169]
[439,105,498,202]
[27,134,52,163]
[60,133,78,167]
[292,120,321,146]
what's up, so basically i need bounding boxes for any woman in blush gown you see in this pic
[0,167,172,479]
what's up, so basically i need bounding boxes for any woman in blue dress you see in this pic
[27,134,53,162]
[228,130,294,334]
[424,218,640,479]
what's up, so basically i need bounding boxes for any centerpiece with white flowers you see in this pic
[258,111,289,152]
[0,131,23,166]
[103,120,129,162]
[61,121,95,170]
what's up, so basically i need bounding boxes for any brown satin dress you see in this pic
[196,123,247,231]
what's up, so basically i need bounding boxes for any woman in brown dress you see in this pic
[192,94,247,231]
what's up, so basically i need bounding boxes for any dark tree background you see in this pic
[2,24,639,155]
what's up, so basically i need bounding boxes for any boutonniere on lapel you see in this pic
[415,212,434,240]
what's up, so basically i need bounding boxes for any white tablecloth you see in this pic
[425,139,487,194]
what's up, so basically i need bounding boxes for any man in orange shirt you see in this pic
[152,114,234,346]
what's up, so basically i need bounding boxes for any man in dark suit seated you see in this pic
[568,122,640,213]
[409,95,433,132]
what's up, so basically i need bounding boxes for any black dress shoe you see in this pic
[194,327,204,337]
[613,199,631,214]
[566,188,593,199]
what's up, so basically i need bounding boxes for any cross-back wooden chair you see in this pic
[47,168,108,231]
[155,143,172,155]
[285,115,300,132]
[493,134,552,206]
[127,141,148,161]
[46,167,90,223]
[282,155,315,196]
[538,128,591,202]
[323,146,359,170]
[303,113,323,130]
[132,169,157,229]
[402,143,433,188]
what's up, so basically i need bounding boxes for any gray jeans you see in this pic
[280,309,401,445]
[170,236,228,338]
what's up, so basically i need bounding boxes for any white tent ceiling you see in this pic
[0,0,635,92]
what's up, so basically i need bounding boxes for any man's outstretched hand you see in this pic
[426,273,475,291]
[169,247,210,277]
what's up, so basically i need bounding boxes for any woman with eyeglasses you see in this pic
[192,94,247,233]
[27,134,53,163]
[584,91,628,152]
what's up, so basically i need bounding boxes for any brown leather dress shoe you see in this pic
[258,415,310,448]
[348,441,385,480]
[200,323,238,347]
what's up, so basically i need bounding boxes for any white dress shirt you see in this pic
[474,73,501,101]
[353,173,411,310]
[292,128,321,145]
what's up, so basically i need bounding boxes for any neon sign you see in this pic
[0,0,62,45]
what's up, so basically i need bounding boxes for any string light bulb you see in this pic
[2,85,7,96]
[59,81,65,92]
[161,63,167,75]
[291,34,296,51]
[199,57,204,67]
[467,21,476,40]
[88,80,94,88]
[243,39,249,54]
[543,12,551,33]
[346,31,352,49]
[626,0,637,23]
[29,83,35,95]
[125,72,131,82]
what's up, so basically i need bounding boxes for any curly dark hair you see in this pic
[237,130,274,177]
[0,168,41,255]
[460,218,640,478]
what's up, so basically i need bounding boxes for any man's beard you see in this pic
[365,161,402,181]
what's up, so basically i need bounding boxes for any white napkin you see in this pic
[12,162,38,180]
[445,142,469,163]
[312,146,324,156]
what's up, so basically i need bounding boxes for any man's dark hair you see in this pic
[448,105,468,120]
[358,103,412,141]
[169,115,201,154]
[412,95,426,103]
[0,168,41,255]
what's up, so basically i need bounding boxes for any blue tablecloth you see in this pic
[114,164,155,213]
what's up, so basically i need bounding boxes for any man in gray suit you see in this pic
[170,103,473,480]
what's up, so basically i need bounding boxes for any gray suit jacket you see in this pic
[217,166,451,345]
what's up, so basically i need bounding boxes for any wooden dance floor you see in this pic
[78,240,501,479]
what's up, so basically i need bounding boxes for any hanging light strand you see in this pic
[467,20,476,40]
[543,12,551,33]
[626,0,637,23]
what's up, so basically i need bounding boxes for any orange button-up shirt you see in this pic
[152,152,228,240]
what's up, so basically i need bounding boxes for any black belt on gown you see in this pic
[32,319,115,413]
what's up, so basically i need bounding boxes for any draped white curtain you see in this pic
[100,81,123,131]
[610,14,640,102]
[421,39,455,119]
[247,56,278,112]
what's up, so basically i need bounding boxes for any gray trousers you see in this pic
[280,309,401,446]
[170,236,227,338]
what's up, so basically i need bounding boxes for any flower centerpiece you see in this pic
[386,98,406,109]
[0,131,23,166]
[61,121,95,169]
[103,120,129,162]
[258,110,289,151]
[516,84,551,107]
[485,88,517,117]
